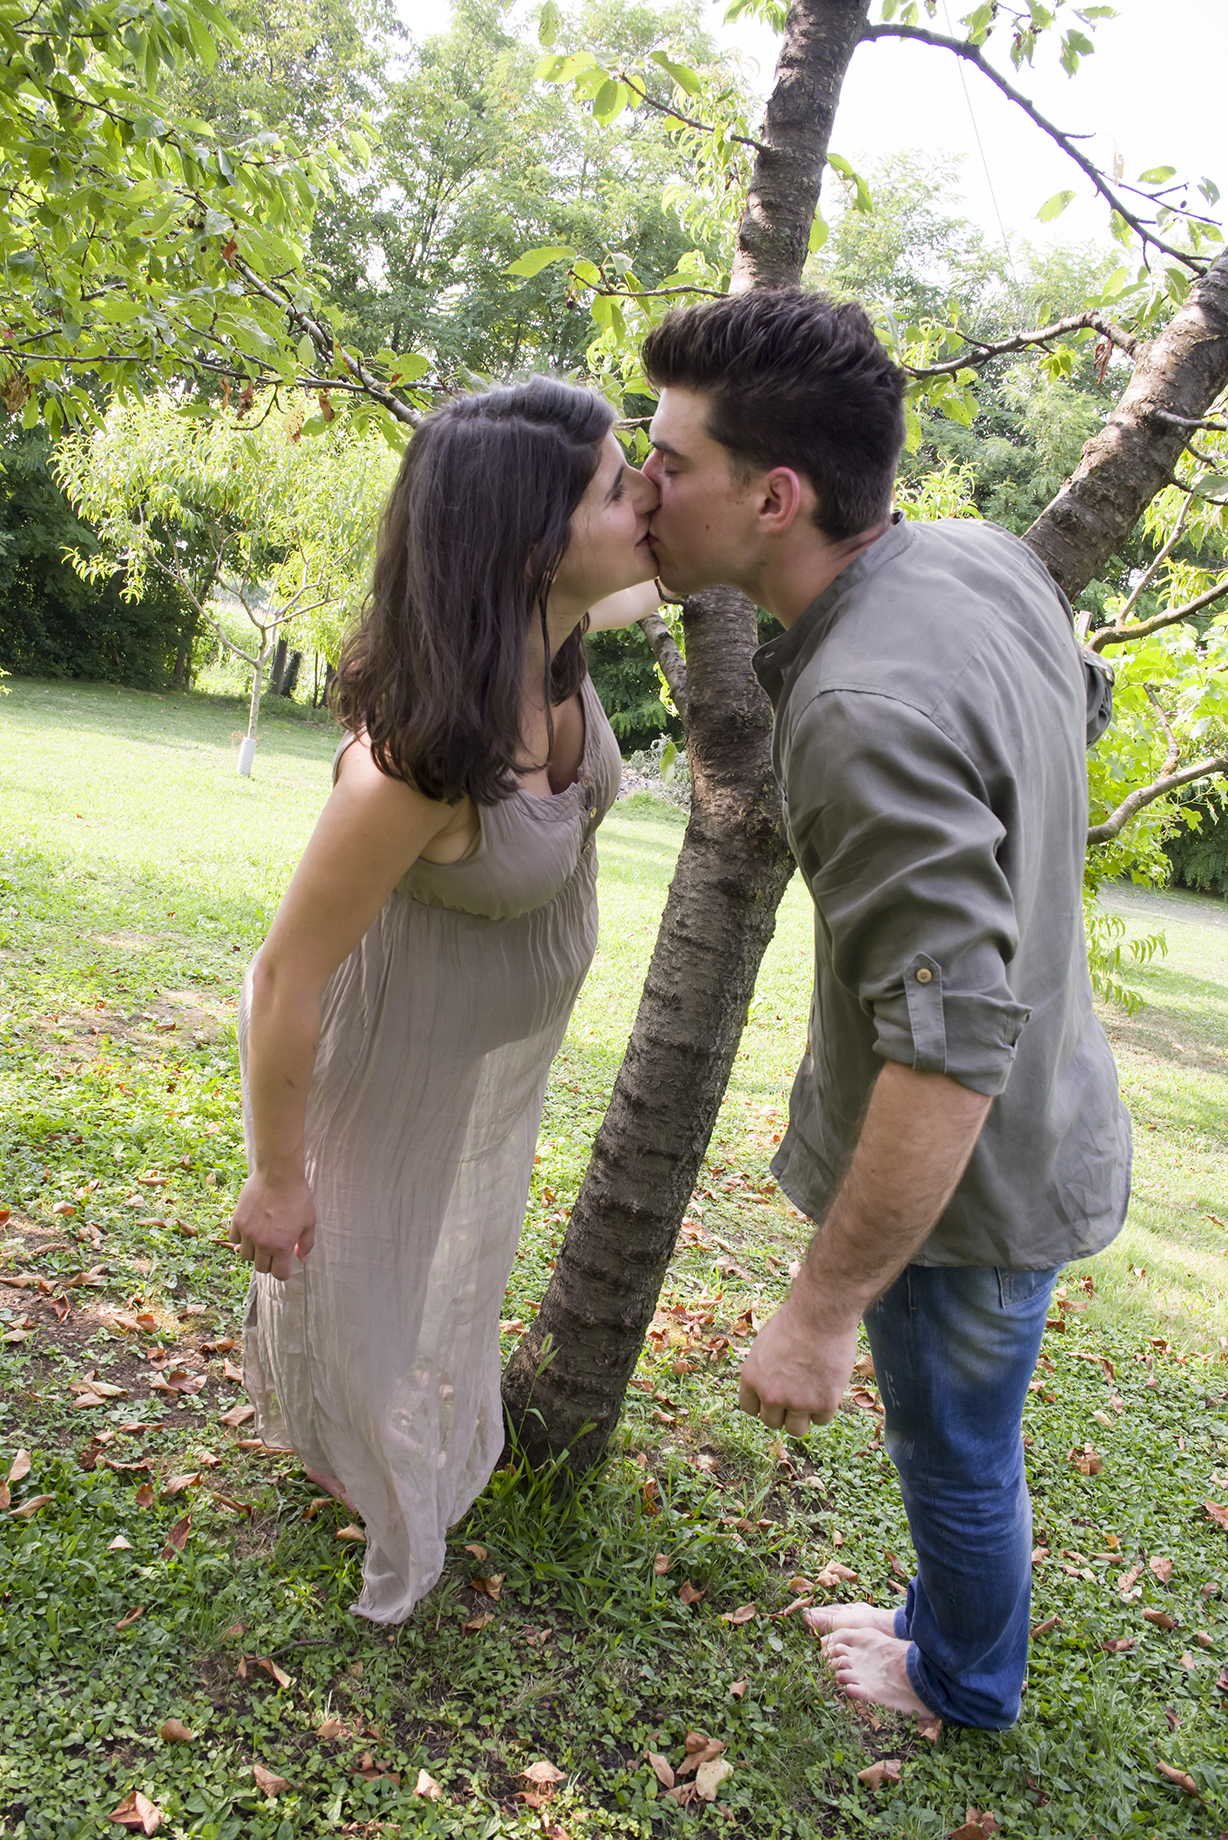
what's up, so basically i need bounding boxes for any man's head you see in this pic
[641,288,907,613]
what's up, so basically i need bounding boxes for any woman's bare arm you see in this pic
[231,742,460,1279]
[585,580,663,631]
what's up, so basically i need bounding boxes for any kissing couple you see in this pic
[230,286,1129,1731]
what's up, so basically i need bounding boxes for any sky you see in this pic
[393,0,1227,258]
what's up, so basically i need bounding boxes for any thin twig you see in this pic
[861,22,1209,272]
[616,69,767,157]
[1088,751,1228,843]
[905,311,1137,379]
[1090,572,1228,651]
[1144,685,1181,778]
[1108,491,1193,628]
[638,610,687,721]
[1152,407,1228,434]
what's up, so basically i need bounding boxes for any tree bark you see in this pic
[501,589,795,1468]
[730,0,870,293]
[1024,247,1228,600]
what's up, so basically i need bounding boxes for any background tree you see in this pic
[501,0,1228,1471]
[56,395,395,770]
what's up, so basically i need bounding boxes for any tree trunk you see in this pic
[268,636,288,696]
[500,0,877,1471]
[501,589,795,1468]
[238,638,267,777]
[1024,246,1228,599]
[281,649,303,699]
[730,0,870,293]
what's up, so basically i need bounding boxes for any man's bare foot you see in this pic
[304,1464,359,1515]
[820,1628,931,1717]
[804,1602,899,1638]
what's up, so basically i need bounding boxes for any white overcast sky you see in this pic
[394,0,1227,256]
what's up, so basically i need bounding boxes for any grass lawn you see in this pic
[1,676,1227,1840]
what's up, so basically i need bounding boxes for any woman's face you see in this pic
[550,432,659,612]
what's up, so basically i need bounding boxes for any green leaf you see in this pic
[650,51,702,96]
[592,79,627,123]
[1137,165,1177,185]
[827,153,872,214]
[1191,475,1228,504]
[506,245,576,278]
[808,213,828,253]
[1036,189,1076,222]
[1164,266,1190,305]
[391,354,430,384]
[534,52,568,81]
[538,1,561,47]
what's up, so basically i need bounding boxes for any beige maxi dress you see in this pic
[239,673,623,1623]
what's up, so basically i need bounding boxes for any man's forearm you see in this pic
[793,1061,992,1330]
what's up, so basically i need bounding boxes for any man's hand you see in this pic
[230,1172,316,1281]
[738,1290,860,1437]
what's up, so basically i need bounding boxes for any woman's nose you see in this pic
[632,465,660,510]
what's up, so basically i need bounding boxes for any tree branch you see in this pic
[637,610,688,721]
[861,21,1208,272]
[1090,571,1228,650]
[905,311,1137,379]
[1152,406,1228,434]
[1088,751,1228,844]
[616,69,769,156]
[1144,684,1181,778]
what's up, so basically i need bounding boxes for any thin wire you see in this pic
[942,0,1019,283]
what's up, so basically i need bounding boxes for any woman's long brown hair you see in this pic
[334,377,614,805]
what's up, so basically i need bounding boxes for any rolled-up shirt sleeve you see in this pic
[784,689,1032,1097]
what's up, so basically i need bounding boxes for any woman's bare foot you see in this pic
[804,1602,899,1638]
[304,1464,359,1515]
[820,1628,931,1716]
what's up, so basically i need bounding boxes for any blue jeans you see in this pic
[862,1262,1061,1729]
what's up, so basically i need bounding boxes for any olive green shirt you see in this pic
[753,515,1131,1269]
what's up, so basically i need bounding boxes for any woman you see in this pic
[230,379,660,1623]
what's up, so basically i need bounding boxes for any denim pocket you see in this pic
[996,1264,1064,1309]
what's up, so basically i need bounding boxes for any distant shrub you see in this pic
[1164,793,1228,899]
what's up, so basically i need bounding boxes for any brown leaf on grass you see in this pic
[52,1295,69,1322]
[255,1657,293,1688]
[1068,1444,1103,1476]
[885,1551,909,1580]
[163,1473,200,1499]
[470,1572,504,1601]
[815,1562,859,1588]
[774,1594,814,1619]
[1203,1501,1228,1531]
[302,1496,332,1522]
[219,1404,255,1427]
[414,1768,442,1799]
[916,1714,943,1743]
[7,1450,32,1484]
[678,1580,705,1606]
[200,1337,235,1354]
[1119,1563,1144,1595]
[134,1483,155,1509]
[108,1789,164,1833]
[1102,1637,1136,1653]
[653,1553,672,1575]
[948,1811,999,1839]
[464,1542,487,1561]
[222,1359,244,1384]
[1150,1554,1174,1583]
[161,1515,190,1558]
[788,1575,812,1594]
[646,1751,675,1789]
[1179,1650,1197,1670]
[159,1719,194,1742]
[521,1760,566,1789]
[316,1718,346,1740]
[252,1763,291,1797]
[728,1679,747,1699]
[114,1606,146,1631]
[462,1611,495,1634]
[351,1755,401,1785]
[1144,1610,1178,1631]
[857,1759,902,1790]
[695,1757,734,1801]
[664,1783,698,1808]
[676,1733,725,1776]
[1030,1615,1060,1639]
[852,1353,875,1379]
[721,1603,756,1625]
[1156,1760,1200,1797]
[8,1487,53,1519]
[335,1523,366,1542]
[108,1536,132,1551]
[848,1387,881,1413]
[211,1492,254,1517]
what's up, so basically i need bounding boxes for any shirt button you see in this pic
[916,967,933,984]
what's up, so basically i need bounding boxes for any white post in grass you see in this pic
[237,636,268,777]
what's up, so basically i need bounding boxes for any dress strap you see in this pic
[332,731,360,786]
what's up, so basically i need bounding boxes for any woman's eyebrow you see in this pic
[605,464,628,501]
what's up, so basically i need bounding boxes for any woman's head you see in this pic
[335,377,623,805]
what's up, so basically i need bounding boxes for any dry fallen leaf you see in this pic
[857,1760,903,1790]
[9,1493,52,1518]
[676,1733,725,1776]
[1150,1554,1174,1584]
[252,1762,291,1798]
[222,1359,245,1384]
[521,1760,567,1789]
[653,1553,672,1575]
[159,1718,194,1742]
[1202,1501,1228,1531]
[1143,1610,1178,1631]
[678,1579,705,1606]
[728,1678,747,1699]
[470,1572,504,1601]
[219,1404,255,1427]
[948,1810,1000,1840]
[464,1542,487,1561]
[107,1789,164,1833]
[695,1757,734,1801]
[108,1536,132,1551]
[114,1606,146,1631]
[721,1603,756,1625]
[815,1561,859,1587]
[1030,1614,1060,1639]
[916,1713,943,1743]
[1102,1637,1136,1653]
[134,1483,154,1509]
[646,1751,675,1789]
[335,1524,366,1542]
[256,1656,293,1688]
[161,1515,191,1558]
[316,1718,346,1740]
[414,1768,442,1799]
[1156,1760,1200,1797]
[462,1611,495,1634]
[163,1473,200,1499]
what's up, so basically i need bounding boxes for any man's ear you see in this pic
[757,467,807,535]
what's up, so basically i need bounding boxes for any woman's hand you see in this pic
[585,579,664,631]
[230,1171,316,1280]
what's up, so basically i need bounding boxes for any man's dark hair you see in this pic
[641,288,907,541]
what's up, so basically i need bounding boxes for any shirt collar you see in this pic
[753,512,913,708]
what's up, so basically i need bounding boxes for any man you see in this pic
[640,288,1130,1731]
